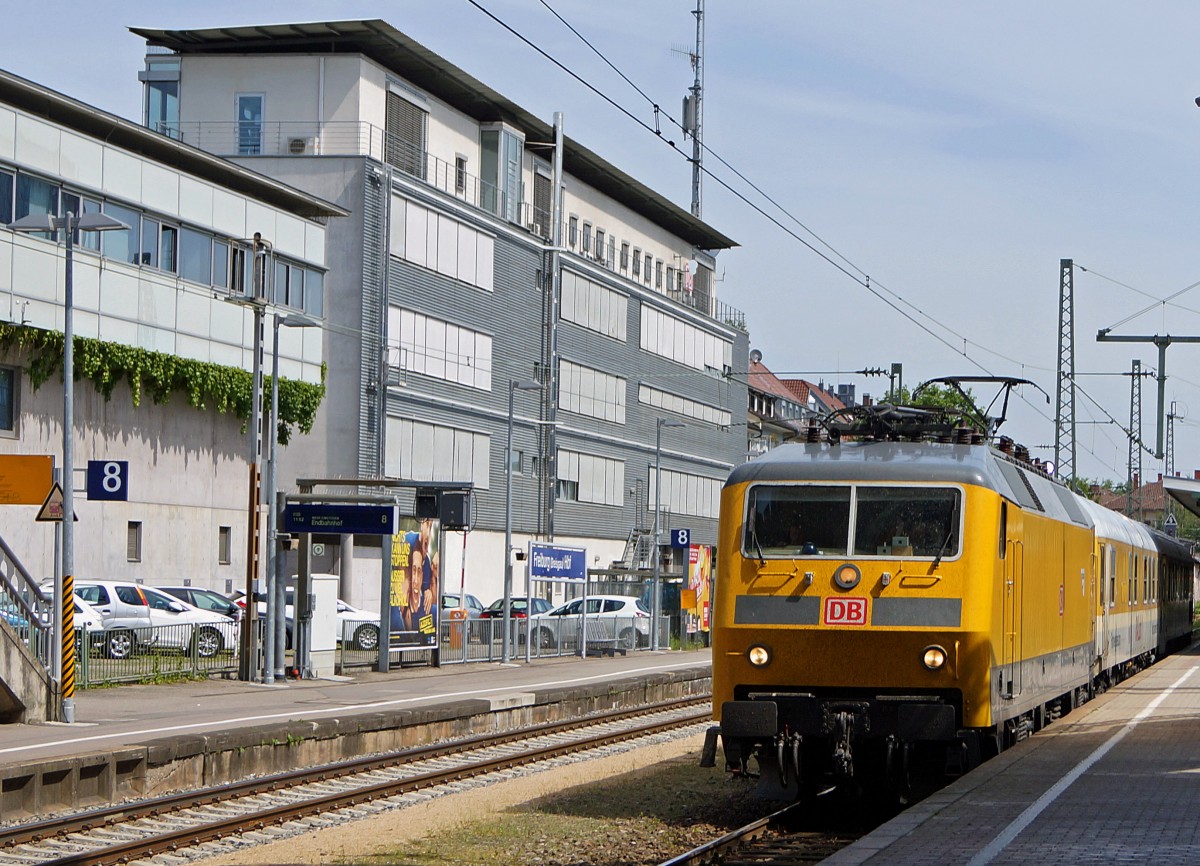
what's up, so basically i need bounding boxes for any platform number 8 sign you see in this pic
[87,460,129,501]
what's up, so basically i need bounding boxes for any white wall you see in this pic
[0,362,248,588]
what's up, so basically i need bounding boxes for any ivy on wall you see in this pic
[0,323,325,445]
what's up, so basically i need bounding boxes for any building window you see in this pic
[0,170,12,225]
[656,260,664,289]
[595,228,605,262]
[236,93,264,156]
[532,171,552,234]
[620,242,629,272]
[455,154,467,194]
[480,123,522,221]
[509,449,523,474]
[666,265,674,291]
[160,224,178,273]
[556,479,579,501]
[386,90,427,178]
[0,367,16,435]
[180,227,213,285]
[581,222,592,255]
[218,526,232,565]
[388,306,493,389]
[142,55,181,138]
[569,215,578,248]
[644,255,653,284]
[127,521,142,563]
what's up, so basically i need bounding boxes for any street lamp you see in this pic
[652,418,685,651]
[8,210,127,722]
[503,378,542,664]
[263,312,320,684]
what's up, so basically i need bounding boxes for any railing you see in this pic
[73,621,241,687]
[161,119,746,329]
[0,535,52,670]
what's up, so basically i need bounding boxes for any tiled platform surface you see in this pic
[826,643,1200,865]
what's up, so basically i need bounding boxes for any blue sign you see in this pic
[283,504,397,536]
[87,460,128,501]
[529,542,587,581]
[670,528,692,548]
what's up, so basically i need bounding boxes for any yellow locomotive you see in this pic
[703,391,1195,798]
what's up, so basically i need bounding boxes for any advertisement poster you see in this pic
[685,544,712,636]
[389,516,441,647]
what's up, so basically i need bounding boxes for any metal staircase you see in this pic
[0,535,57,722]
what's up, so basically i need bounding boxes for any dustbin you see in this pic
[448,608,467,649]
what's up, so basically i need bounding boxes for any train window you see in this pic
[852,487,961,558]
[999,502,1007,560]
[746,485,851,557]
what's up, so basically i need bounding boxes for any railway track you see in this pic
[658,796,884,866]
[0,697,710,866]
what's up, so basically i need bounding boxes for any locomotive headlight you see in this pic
[747,644,772,667]
[922,645,947,671]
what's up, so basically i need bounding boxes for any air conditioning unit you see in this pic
[287,137,313,155]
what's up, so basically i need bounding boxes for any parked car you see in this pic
[25,591,108,652]
[480,596,553,619]
[441,592,485,618]
[442,592,486,640]
[53,580,237,659]
[158,586,242,622]
[528,595,651,650]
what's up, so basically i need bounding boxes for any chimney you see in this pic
[1133,472,1140,489]
[1158,473,1163,482]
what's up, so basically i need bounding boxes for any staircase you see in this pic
[0,535,58,723]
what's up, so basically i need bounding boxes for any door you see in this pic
[1002,538,1024,698]
[236,94,264,155]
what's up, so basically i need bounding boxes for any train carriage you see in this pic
[705,418,1194,799]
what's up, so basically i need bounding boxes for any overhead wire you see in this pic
[467,0,1178,474]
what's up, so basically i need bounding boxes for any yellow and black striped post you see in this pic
[61,572,76,703]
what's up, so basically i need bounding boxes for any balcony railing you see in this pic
[163,119,745,328]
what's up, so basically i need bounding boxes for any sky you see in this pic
[7,1,1200,485]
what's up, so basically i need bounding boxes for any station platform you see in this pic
[826,643,1200,865]
[0,650,711,820]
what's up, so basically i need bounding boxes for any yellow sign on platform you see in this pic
[0,455,53,505]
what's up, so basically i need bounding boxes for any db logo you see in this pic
[824,596,868,626]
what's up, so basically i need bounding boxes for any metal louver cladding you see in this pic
[385,91,426,179]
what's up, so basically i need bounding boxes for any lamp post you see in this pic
[8,210,127,722]
[652,418,685,651]
[263,312,320,684]
[503,378,542,664]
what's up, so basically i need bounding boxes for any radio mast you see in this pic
[679,0,705,218]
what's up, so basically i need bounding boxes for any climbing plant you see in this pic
[0,323,325,445]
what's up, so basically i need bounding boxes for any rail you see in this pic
[0,535,52,669]
[2,697,710,865]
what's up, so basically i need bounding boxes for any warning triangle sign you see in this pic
[36,482,77,522]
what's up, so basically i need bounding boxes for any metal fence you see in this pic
[73,621,240,687]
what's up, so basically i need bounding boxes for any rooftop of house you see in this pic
[0,67,345,221]
[129,19,737,252]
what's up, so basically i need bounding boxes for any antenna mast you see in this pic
[683,0,704,217]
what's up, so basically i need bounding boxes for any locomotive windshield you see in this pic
[746,484,961,559]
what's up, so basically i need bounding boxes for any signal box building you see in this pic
[132,19,749,608]
[0,67,337,590]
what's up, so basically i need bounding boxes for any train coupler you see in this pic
[831,709,861,777]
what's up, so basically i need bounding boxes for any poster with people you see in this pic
[388,516,440,647]
[685,544,712,637]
